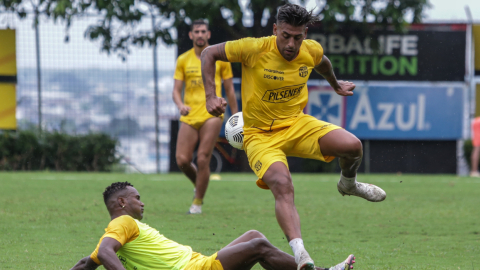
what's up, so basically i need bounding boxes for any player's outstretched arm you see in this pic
[97,237,127,270]
[70,256,99,270]
[314,55,355,96]
[201,43,228,117]
[223,78,238,114]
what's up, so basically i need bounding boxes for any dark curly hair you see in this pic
[276,3,318,27]
[103,182,134,205]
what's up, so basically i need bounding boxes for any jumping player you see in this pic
[173,19,238,214]
[201,4,386,270]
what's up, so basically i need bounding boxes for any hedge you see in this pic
[0,130,119,171]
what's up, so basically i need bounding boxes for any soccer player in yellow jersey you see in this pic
[69,182,355,270]
[173,20,238,214]
[201,4,386,270]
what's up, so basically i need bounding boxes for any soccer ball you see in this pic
[225,112,244,150]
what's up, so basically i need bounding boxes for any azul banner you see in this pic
[306,84,465,140]
[306,24,466,81]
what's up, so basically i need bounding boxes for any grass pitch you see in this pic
[0,172,479,269]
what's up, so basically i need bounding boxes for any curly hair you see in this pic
[276,3,318,27]
[103,182,134,205]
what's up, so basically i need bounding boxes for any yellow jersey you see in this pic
[225,35,324,134]
[174,48,233,121]
[90,215,192,270]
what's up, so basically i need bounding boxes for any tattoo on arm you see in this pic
[216,43,228,62]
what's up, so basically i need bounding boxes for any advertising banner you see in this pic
[0,29,17,130]
[307,24,467,82]
[306,84,465,140]
[0,83,17,129]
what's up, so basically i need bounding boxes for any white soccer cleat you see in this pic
[327,254,355,270]
[187,204,202,214]
[337,180,386,202]
[296,250,315,270]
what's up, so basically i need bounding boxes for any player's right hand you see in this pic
[179,105,191,116]
[206,96,227,117]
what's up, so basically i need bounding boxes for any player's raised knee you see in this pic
[244,230,267,240]
[342,136,362,157]
[248,237,273,256]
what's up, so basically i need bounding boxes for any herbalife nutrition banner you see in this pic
[0,29,17,130]
[306,24,466,81]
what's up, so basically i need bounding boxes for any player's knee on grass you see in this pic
[248,238,273,258]
[244,230,267,240]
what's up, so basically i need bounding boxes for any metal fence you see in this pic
[0,12,180,173]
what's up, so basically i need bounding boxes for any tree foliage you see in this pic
[0,0,430,58]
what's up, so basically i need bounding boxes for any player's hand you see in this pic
[334,80,355,96]
[179,105,191,116]
[206,96,227,117]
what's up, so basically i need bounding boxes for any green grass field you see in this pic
[0,172,479,269]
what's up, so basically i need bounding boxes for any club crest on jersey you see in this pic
[299,66,308,77]
[262,84,305,103]
[255,160,262,171]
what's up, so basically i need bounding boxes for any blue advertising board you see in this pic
[306,84,465,140]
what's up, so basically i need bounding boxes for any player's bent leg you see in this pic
[176,122,200,185]
[262,162,314,270]
[224,230,267,248]
[319,129,386,202]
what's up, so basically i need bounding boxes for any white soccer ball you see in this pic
[225,112,244,150]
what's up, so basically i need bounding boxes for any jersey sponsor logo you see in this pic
[299,66,308,77]
[264,68,285,74]
[262,84,305,103]
[190,77,203,87]
[255,160,262,171]
[186,67,199,74]
[263,74,284,81]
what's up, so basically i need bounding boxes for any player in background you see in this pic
[69,182,355,270]
[173,20,238,214]
[201,3,385,270]
[470,116,480,177]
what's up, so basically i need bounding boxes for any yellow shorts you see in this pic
[180,115,224,130]
[184,252,223,270]
[243,113,342,190]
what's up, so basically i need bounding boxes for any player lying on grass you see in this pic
[69,181,355,270]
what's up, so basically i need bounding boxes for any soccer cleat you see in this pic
[470,171,480,177]
[337,180,386,202]
[296,250,315,270]
[187,204,202,214]
[327,254,355,270]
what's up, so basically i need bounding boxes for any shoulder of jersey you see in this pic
[233,35,276,50]
[177,48,194,61]
[302,39,322,50]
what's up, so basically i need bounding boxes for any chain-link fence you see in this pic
[0,12,179,173]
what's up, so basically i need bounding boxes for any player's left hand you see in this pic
[206,96,227,117]
[334,80,355,96]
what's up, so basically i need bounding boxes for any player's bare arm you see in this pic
[70,256,99,270]
[201,43,228,117]
[314,55,355,96]
[172,79,191,116]
[223,78,238,114]
[97,237,126,270]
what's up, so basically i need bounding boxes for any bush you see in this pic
[0,130,119,171]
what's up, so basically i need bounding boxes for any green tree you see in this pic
[0,0,430,58]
